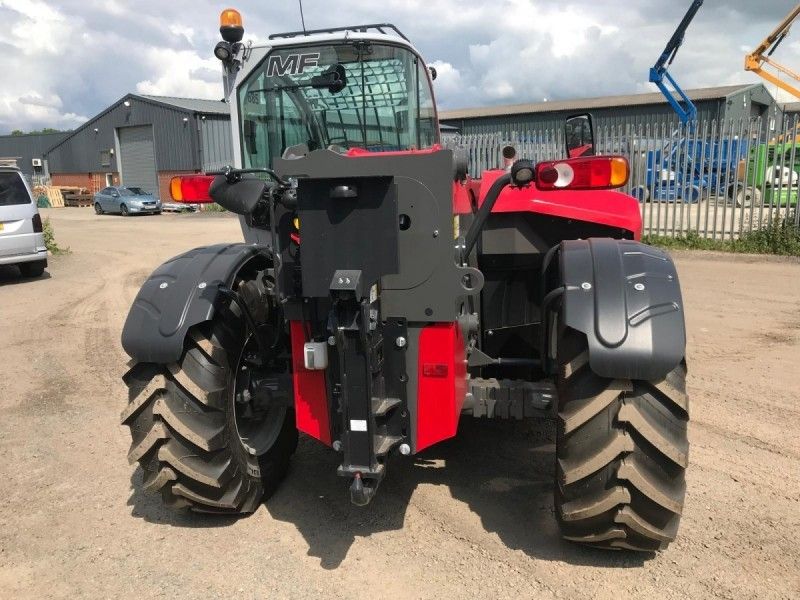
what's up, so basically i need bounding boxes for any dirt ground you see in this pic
[1,208,798,599]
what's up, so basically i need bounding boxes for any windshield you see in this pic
[238,42,438,168]
[126,187,148,195]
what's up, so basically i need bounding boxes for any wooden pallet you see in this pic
[64,194,93,207]
[45,187,64,208]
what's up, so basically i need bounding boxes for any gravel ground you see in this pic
[0,208,798,599]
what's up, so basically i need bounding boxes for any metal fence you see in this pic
[445,115,800,239]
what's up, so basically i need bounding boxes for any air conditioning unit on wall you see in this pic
[31,158,42,167]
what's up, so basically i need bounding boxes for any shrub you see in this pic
[43,217,69,255]
[644,211,800,256]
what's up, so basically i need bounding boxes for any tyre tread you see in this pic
[122,292,297,514]
[555,330,688,551]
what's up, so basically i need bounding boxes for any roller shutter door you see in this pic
[118,125,159,198]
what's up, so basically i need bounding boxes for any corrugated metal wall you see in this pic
[200,116,234,172]
[0,131,68,178]
[441,100,729,137]
[46,97,201,173]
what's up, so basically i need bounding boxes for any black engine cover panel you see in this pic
[298,176,399,298]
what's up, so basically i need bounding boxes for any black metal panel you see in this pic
[298,176,399,298]
[380,318,409,438]
[559,238,686,381]
[121,243,269,363]
[275,148,482,322]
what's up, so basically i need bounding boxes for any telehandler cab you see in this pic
[121,10,689,552]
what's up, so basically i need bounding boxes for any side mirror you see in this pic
[565,113,595,159]
[311,64,347,94]
[111,191,120,198]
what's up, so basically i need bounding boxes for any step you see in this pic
[374,434,403,457]
[372,396,402,417]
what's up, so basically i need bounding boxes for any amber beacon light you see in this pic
[220,8,244,43]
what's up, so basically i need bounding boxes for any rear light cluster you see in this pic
[535,156,629,191]
[32,213,43,233]
[170,175,215,203]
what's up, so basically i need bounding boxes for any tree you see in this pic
[7,128,70,136]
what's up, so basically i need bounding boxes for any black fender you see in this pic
[121,243,269,364]
[558,238,686,381]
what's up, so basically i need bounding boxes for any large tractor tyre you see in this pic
[121,278,298,514]
[554,328,689,551]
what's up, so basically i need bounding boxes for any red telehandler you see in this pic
[121,10,689,552]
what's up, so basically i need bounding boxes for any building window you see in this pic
[100,150,111,167]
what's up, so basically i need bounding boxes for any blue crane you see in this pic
[649,0,704,125]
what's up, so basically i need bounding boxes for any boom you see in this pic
[649,0,704,124]
[745,3,800,100]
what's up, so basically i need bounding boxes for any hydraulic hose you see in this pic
[462,173,512,258]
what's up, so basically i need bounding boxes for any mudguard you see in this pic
[559,238,685,381]
[121,243,268,364]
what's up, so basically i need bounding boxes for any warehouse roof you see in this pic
[46,93,230,154]
[0,130,70,141]
[138,95,229,115]
[439,84,762,121]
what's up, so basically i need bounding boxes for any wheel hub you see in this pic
[233,335,288,456]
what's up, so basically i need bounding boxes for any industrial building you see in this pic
[439,84,780,136]
[44,94,233,200]
[0,131,69,182]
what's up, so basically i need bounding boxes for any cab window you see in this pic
[238,42,440,168]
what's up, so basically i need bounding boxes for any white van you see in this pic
[0,165,48,277]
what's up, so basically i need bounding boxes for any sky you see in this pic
[2,0,800,134]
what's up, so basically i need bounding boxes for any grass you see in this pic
[644,211,800,257]
[201,203,227,212]
[43,217,70,255]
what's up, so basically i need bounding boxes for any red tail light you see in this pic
[536,156,629,191]
[32,213,43,232]
[170,175,215,203]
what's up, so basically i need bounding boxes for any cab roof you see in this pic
[248,23,421,55]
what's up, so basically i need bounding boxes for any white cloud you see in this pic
[135,49,221,98]
[430,61,464,98]
[169,24,196,44]
[18,92,62,109]
[2,0,800,133]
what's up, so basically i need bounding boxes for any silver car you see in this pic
[0,166,48,277]
[94,186,162,216]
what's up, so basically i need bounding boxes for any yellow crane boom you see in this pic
[745,3,800,99]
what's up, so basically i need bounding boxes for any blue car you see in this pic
[94,186,161,216]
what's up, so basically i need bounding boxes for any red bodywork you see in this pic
[287,157,639,452]
[416,322,467,451]
[463,169,642,240]
[173,149,641,453]
[290,320,331,446]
